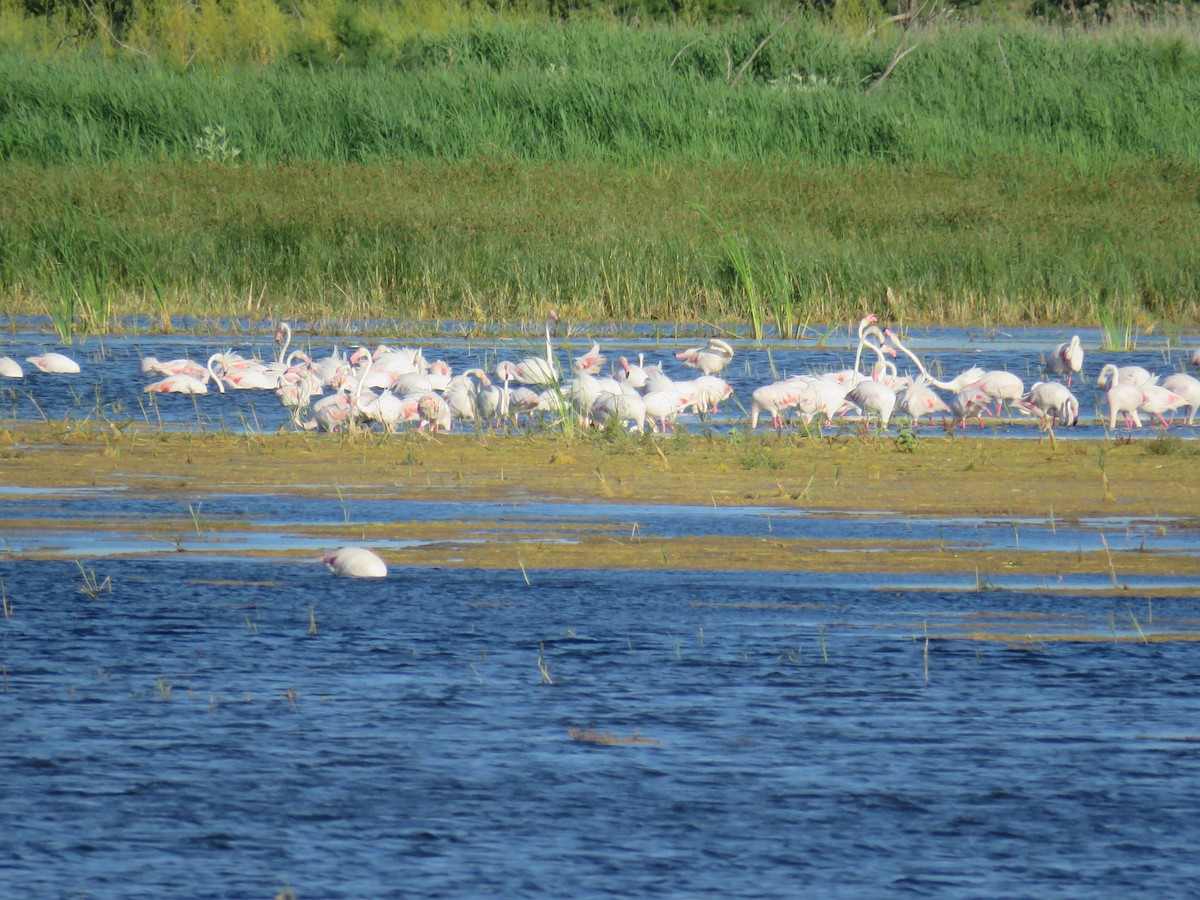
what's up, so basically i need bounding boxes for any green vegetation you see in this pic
[2,3,1199,329]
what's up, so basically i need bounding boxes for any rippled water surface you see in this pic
[4,320,1200,896]
[2,559,1199,897]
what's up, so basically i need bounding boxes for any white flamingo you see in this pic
[322,547,387,578]
[26,352,80,374]
[0,356,24,378]
[1017,382,1080,428]
[675,337,734,376]
[1044,335,1084,385]
[1161,373,1200,426]
[1096,364,1145,430]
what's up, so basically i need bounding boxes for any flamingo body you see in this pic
[322,547,387,578]
[26,352,80,374]
[0,356,24,378]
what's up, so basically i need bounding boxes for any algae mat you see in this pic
[2,425,1199,593]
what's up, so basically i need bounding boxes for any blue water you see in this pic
[2,322,1198,438]
[1,559,1198,897]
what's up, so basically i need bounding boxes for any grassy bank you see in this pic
[3,14,1200,329]
[3,158,1198,329]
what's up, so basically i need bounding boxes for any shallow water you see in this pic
[4,319,1200,896]
[1,559,1198,897]
[2,321,1198,438]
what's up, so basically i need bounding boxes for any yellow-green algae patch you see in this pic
[2,425,1199,594]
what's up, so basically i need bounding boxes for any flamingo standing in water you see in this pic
[1096,364,1146,430]
[500,311,560,386]
[0,356,23,378]
[145,355,226,395]
[884,330,983,392]
[141,356,207,380]
[1017,382,1080,428]
[1190,348,1200,367]
[1043,336,1084,385]
[1161,373,1200,425]
[322,547,387,578]
[675,338,734,376]
[26,352,80,374]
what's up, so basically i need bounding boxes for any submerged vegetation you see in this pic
[2,2,1200,328]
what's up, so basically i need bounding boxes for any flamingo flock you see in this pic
[6,316,1198,436]
[124,315,1200,435]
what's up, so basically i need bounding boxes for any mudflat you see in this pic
[2,425,1198,592]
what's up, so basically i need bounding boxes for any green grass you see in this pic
[2,14,1200,327]
[1,157,1197,327]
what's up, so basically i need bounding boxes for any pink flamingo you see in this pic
[26,352,80,374]
[1161,373,1200,425]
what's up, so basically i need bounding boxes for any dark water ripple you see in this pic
[0,560,1197,897]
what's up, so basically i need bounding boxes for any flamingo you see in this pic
[949,386,993,431]
[641,390,689,432]
[145,356,226,395]
[1161,373,1200,426]
[417,393,453,432]
[971,370,1025,418]
[898,377,952,425]
[572,341,606,375]
[884,329,983,392]
[1044,336,1084,385]
[26,352,80,374]
[1138,384,1186,428]
[274,321,294,364]
[848,378,896,431]
[1191,348,1200,367]
[1096,365,1145,430]
[1017,382,1080,428]
[0,356,24,378]
[1096,364,1156,389]
[749,380,811,430]
[591,391,646,433]
[501,311,560,386]
[675,337,734,376]
[616,355,648,391]
[321,547,387,578]
[358,390,420,432]
[140,356,207,379]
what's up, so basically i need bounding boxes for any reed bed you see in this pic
[4,19,1200,166]
[3,13,1200,326]
[2,157,1197,327]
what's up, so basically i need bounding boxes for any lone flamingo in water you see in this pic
[322,547,388,578]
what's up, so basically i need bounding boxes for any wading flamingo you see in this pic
[26,352,80,374]
[501,311,560,386]
[1017,382,1080,428]
[884,330,983,392]
[1043,336,1084,385]
[0,356,23,378]
[1096,364,1145,431]
[675,338,734,376]
[322,547,387,578]
[1161,373,1200,426]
